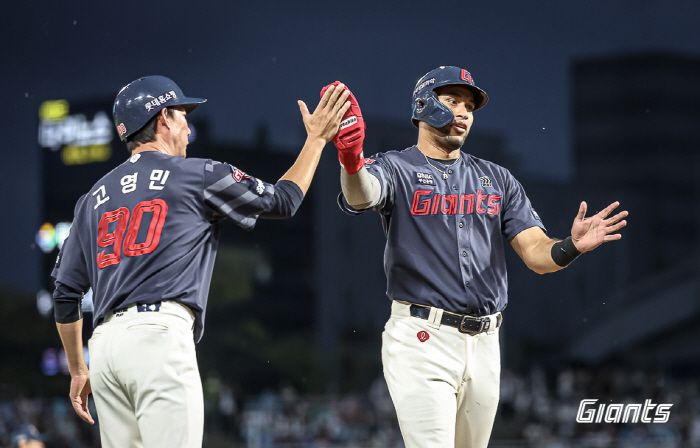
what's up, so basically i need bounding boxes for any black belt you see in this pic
[98,301,163,325]
[409,305,501,335]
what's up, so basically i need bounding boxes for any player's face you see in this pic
[169,106,191,157]
[433,85,475,150]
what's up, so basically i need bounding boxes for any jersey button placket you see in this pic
[458,216,473,296]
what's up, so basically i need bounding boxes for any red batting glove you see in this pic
[321,82,366,174]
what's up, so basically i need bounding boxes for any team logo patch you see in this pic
[479,176,492,187]
[231,167,244,182]
[415,172,435,186]
[417,331,430,342]
[255,178,265,195]
[364,158,376,165]
[461,69,473,84]
[117,123,127,136]
[129,154,141,163]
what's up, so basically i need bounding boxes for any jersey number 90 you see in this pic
[96,199,168,269]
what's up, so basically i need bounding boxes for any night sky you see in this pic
[2,0,699,293]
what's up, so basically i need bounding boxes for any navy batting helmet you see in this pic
[411,66,488,128]
[113,75,207,141]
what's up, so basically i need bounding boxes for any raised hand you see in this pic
[571,201,628,253]
[298,83,351,144]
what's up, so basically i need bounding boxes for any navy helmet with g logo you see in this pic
[112,75,207,141]
[411,66,488,128]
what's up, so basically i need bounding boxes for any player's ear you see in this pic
[158,108,171,130]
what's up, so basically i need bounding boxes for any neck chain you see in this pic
[424,154,454,180]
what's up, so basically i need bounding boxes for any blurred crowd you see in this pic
[2,365,700,447]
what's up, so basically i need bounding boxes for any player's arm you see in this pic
[52,219,94,424]
[510,201,628,274]
[510,227,564,274]
[54,280,94,425]
[277,84,351,196]
[340,167,381,210]
[56,316,94,425]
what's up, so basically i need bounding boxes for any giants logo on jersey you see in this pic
[231,167,245,182]
[410,189,501,216]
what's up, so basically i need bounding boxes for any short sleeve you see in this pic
[501,172,546,240]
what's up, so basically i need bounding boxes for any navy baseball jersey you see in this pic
[53,151,297,342]
[339,145,544,316]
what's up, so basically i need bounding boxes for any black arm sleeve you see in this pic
[259,180,304,219]
[54,280,84,324]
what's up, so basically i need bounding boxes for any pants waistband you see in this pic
[101,301,195,326]
[392,301,502,335]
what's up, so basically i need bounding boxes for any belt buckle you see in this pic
[459,315,489,335]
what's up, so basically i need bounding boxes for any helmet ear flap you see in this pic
[411,66,488,127]
[412,91,454,129]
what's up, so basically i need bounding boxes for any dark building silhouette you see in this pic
[564,51,700,369]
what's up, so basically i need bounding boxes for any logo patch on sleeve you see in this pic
[255,178,265,195]
[415,172,435,186]
[231,167,244,182]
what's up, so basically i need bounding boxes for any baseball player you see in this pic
[52,75,351,448]
[331,66,628,448]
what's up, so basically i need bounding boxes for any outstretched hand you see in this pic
[571,201,628,253]
[70,371,94,425]
[298,84,351,144]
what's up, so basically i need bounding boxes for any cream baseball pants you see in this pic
[88,301,203,448]
[382,301,501,448]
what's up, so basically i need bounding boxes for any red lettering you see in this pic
[441,194,458,214]
[410,189,433,215]
[96,200,169,268]
[431,193,441,214]
[461,69,473,84]
[97,207,130,268]
[123,199,168,256]
[476,190,488,214]
[460,194,474,214]
[487,195,501,215]
[411,189,501,217]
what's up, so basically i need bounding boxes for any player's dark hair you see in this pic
[125,107,175,153]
